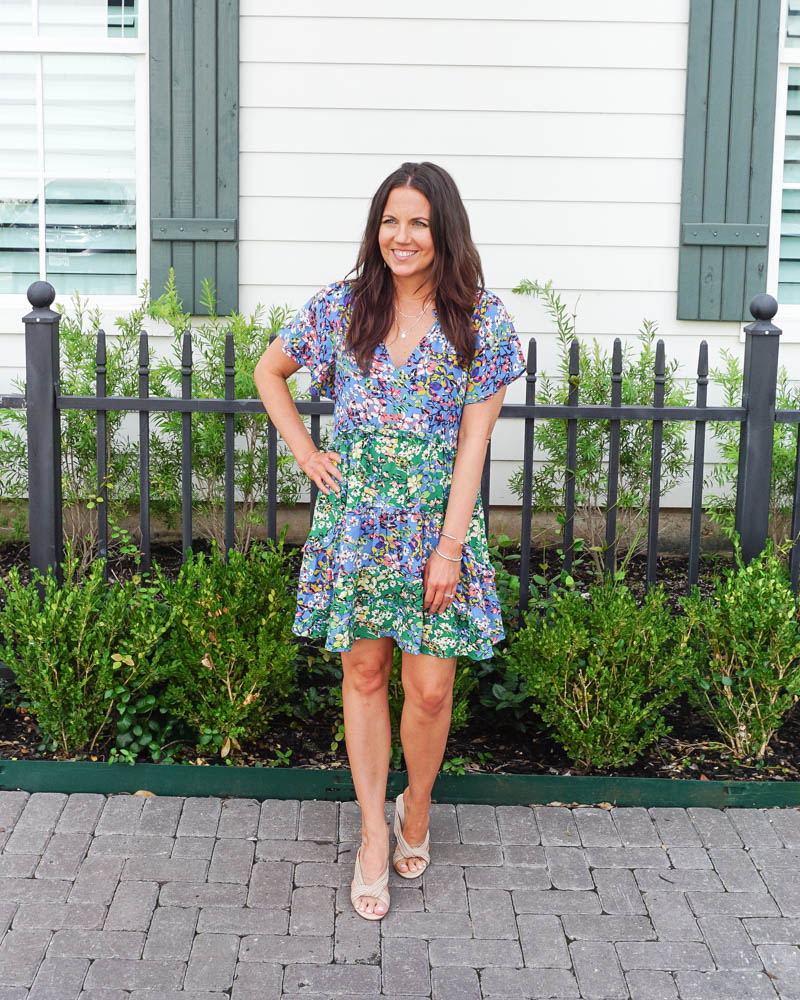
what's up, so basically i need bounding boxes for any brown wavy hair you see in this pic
[345,162,484,374]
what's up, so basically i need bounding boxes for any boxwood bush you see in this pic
[0,548,174,756]
[155,542,297,757]
[679,543,800,761]
[0,540,298,761]
[506,578,684,770]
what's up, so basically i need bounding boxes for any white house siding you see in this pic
[2,2,796,512]
[238,1,799,508]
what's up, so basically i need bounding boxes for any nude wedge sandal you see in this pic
[350,846,390,920]
[393,790,431,879]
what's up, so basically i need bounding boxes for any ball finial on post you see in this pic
[26,281,56,310]
[749,293,778,322]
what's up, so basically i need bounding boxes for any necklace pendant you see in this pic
[400,332,407,339]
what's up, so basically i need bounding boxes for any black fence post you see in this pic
[734,293,781,564]
[23,281,63,581]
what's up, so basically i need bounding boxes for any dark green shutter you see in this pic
[678,0,780,320]
[149,0,238,315]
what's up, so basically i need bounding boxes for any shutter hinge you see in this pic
[151,218,237,241]
[681,223,767,247]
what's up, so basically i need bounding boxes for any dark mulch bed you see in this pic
[2,537,798,783]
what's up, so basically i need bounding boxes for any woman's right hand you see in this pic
[299,449,343,496]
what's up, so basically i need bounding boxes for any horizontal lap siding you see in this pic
[238,4,699,334]
[240,17,688,69]
[240,1,688,22]
[236,3,761,506]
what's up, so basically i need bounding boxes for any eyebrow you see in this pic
[382,214,429,221]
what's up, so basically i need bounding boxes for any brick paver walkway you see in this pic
[1,794,800,998]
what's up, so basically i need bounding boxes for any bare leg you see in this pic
[397,649,457,874]
[341,636,394,915]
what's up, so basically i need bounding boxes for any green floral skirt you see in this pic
[292,426,506,660]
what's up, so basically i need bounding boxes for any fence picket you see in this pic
[224,331,235,557]
[181,332,193,561]
[138,332,151,573]
[481,442,491,541]
[604,338,623,576]
[687,341,709,592]
[645,340,666,588]
[95,329,108,579]
[307,331,321,524]
[790,425,800,594]
[518,339,537,621]
[562,339,580,574]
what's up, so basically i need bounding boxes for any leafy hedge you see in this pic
[1,538,798,772]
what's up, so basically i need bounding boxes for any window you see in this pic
[770,0,800,311]
[0,1,146,297]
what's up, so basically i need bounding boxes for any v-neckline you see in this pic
[381,319,437,372]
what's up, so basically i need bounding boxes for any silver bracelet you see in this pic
[440,531,464,546]
[434,546,461,563]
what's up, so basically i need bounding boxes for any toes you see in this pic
[396,856,427,874]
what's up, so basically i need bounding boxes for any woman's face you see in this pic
[378,186,435,287]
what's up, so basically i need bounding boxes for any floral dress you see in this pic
[279,280,526,661]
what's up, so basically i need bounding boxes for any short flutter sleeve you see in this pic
[278,287,336,399]
[463,293,526,405]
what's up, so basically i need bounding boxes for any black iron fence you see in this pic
[3,282,800,624]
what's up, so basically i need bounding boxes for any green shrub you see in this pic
[678,543,800,760]
[510,279,690,572]
[156,541,297,756]
[507,578,683,770]
[0,548,174,756]
[105,684,186,765]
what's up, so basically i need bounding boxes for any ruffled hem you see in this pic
[291,618,502,662]
[294,526,506,662]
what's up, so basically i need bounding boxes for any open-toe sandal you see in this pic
[350,846,390,921]
[393,790,431,880]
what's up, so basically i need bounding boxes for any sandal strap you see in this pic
[393,792,431,865]
[350,848,390,906]
[393,829,430,866]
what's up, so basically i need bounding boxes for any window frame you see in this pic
[0,0,149,321]
[767,0,800,339]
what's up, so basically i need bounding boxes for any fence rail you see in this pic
[4,282,800,622]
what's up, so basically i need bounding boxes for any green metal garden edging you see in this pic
[2,759,800,808]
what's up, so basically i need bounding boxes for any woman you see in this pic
[254,162,525,921]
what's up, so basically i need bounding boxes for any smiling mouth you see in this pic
[392,250,417,259]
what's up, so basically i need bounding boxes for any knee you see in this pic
[404,679,452,718]
[344,656,391,696]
